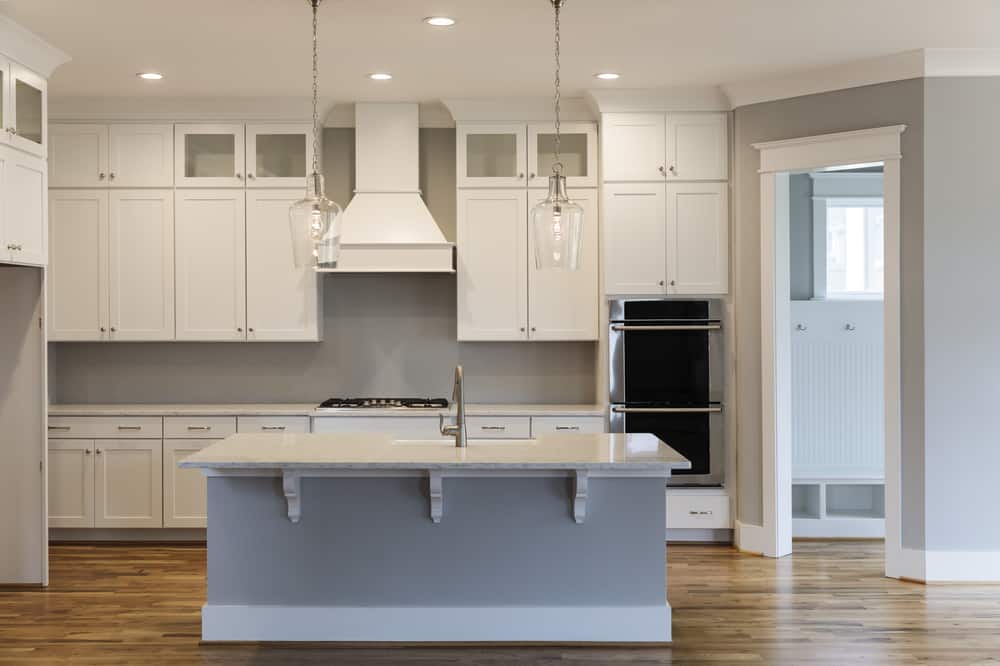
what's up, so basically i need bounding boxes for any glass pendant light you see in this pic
[531,0,584,271]
[289,0,342,268]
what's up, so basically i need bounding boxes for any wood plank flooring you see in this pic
[1,541,998,664]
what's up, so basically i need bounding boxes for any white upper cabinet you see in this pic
[528,188,599,340]
[603,112,728,182]
[6,63,46,158]
[457,123,527,188]
[457,189,528,340]
[175,123,246,188]
[245,123,312,188]
[49,124,108,187]
[174,189,247,341]
[527,122,597,188]
[108,190,175,340]
[108,124,173,187]
[603,183,667,295]
[665,113,728,181]
[602,114,666,183]
[48,190,108,341]
[49,124,172,187]
[0,57,8,146]
[666,182,729,294]
[2,147,46,266]
[246,189,320,341]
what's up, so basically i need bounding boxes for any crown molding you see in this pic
[442,97,594,122]
[726,49,1000,109]
[0,14,71,77]
[584,86,731,114]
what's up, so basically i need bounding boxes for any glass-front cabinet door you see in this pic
[0,59,8,146]
[8,64,47,158]
[527,122,597,188]
[245,123,312,188]
[174,123,246,187]
[457,123,526,188]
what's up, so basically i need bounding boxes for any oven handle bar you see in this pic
[612,406,723,414]
[610,324,721,332]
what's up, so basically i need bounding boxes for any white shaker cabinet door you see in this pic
[93,439,163,529]
[108,124,174,187]
[4,149,47,266]
[666,182,729,295]
[603,183,667,296]
[457,189,528,341]
[665,113,729,181]
[245,189,320,341]
[48,440,95,528]
[601,113,665,182]
[174,190,247,341]
[528,188,599,340]
[48,124,109,187]
[47,190,108,341]
[163,439,213,528]
[108,190,175,340]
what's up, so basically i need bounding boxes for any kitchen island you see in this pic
[181,432,690,643]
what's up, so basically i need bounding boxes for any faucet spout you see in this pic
[440,365,468,448]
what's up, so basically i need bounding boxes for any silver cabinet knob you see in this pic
[520,327,526,332]
[108,172,116,180]
[795,323,808,332]
[844,323,857,331]
[99,172,106,180]
[518,173,525,179]
[670,280,676,286]
[658,280,665,287]
[85,449,92,455]
[248,327,254,333]
[669,165,677,174]
[236,173,243,179]
[529,172,536,179]
[247,173,255,179]
[531,327,536,332]
[658,165,666,175]
[237,327,243,333]
[110,326,117,332]
[100,327,107,333]
[95,449,103,455]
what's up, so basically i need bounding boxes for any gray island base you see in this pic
[181,432,690,643]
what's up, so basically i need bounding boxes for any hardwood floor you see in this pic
[1,541,998,664]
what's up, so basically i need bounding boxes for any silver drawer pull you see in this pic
[117,425,142,431]
[611,324,721,332]
[688,510,714,516]
[555,426,580,431]
[48,425,71,431]
[261,426,286,431]
[613,406,722,414]
[187,425,212,431]
[480,425,506,431]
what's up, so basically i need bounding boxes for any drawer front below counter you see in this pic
[312,416,441,438]
[238,416,310,434]
[164,416,237,439]
[48,416,163,439]
[666,493,731,529]
[531,416,606,435]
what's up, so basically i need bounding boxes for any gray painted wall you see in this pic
[789,174,814,300]
[923,77,1000,551]
[733,79,925,550]
[49,128,597,405]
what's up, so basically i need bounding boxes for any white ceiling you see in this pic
[4,0,1000,102]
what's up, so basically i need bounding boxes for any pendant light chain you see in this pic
[552,0,563,175]
[310,0,321,176]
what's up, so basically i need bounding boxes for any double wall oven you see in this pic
[609,299,724,486]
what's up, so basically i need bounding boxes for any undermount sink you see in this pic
[393,438,536,447]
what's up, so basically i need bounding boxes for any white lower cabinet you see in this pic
[174,190,247,341]
[531,416,605,435]
[457,187,599,341]
[604,181,728,296]
[94,439,163,528]
[665,491,731,530]
[48,440,95,528]
[163,439,213,528]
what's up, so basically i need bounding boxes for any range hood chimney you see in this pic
[330,103,455,272]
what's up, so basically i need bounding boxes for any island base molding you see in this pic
[201,604,672,643]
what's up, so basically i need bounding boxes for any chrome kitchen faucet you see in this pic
[439,365,468,448]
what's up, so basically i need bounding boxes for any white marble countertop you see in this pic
[179,432,690,472]
[48,403,606,418]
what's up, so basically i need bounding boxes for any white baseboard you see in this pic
[202,604,672,643]
[793,517,885,539]
[891,547,1000,583]
[50,528,206,542]
[666,528,733,543]
[734,520,767,555]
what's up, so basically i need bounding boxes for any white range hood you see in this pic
[326,103,455,273]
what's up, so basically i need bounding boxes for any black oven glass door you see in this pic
[621,328,710,405]
[622,411,710,476]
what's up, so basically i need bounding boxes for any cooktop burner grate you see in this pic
[318,397,449,409]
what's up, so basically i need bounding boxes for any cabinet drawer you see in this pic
[163,416,237,439]
[47,416,162,439]
[466,416,531,439]
[312,416,441,438]
[666,493,731,529]
[237,416,310,434]
[531,416,605,435]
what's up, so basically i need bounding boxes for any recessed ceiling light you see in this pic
[137,72,164,80]
[369,73,393,81]
[424,16,456,26]
[594,72,620,80]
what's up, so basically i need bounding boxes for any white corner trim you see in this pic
[892,547,926,582]
[734,520,767,555]
[754,126,905,174]
[0,14,72,78]
[202,604,673,643]
[724,48,1000,109]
